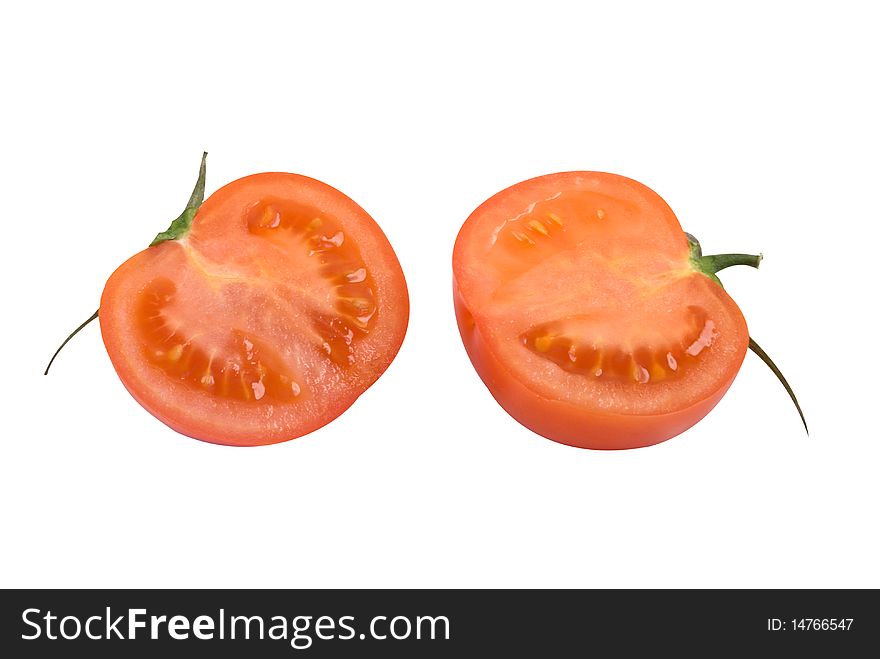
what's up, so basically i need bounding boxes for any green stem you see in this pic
[698,252,763,274]
[692,253,762,287]
[687,234,762,283]
[749,337,809,435]
[44,309,99,375]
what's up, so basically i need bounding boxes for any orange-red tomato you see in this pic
[98,169,408,446]
[453,172,756,449]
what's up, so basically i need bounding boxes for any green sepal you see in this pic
[44,309,99,375]
[149,152,208,247]
[46,153,208,374]
[748,337,809,435]
[686,231,807,435]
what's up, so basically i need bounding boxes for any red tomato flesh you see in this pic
[100,173,408,446]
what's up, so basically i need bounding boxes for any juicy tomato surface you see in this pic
[100,173,409,446]
[452,172,748,449]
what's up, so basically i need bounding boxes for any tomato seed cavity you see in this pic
[522,306,717,384]
[137,278,305,403]
[244,196,379,366]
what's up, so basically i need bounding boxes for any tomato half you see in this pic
[453,172,753,449]
[99,168,408,446]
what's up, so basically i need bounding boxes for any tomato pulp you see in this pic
[97,162,408,446]
[453,172,761,449]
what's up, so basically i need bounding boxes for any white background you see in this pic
[2,1,877,588]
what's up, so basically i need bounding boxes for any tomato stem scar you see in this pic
[43,309,99,375]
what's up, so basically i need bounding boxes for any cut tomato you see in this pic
[54,155,409,446]
[453,171,801,449]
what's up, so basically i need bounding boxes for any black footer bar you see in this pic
[2,588,876,656]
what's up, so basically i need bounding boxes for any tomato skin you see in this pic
[454,282,739,449]
[452,171,748,450]
[99,173,409,447]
